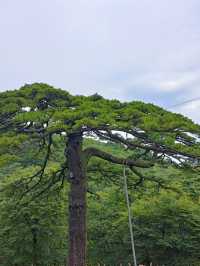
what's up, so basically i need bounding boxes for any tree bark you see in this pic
[32,226,38,266]
[67,133,87,266]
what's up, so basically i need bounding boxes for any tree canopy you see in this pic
[1,83,200,265]
[1,83,200,161]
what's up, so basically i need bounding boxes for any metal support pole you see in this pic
[123,165,137,266]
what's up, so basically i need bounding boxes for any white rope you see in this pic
[123,164,137,266]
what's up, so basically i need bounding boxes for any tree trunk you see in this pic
[32,228,37,266]
[67,133,87,266]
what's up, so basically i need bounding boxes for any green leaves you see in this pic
[0,136,200,265]
[0,154,18,167]
[1,82,200,166]
[2,83,200,265]
[0,164,68,266]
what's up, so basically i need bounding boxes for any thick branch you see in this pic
[84,147,154,168]
[95,130,200,161]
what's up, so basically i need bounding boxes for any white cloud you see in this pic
[171,99,200,123]
[0,0,200,122]
[158,73,200,92]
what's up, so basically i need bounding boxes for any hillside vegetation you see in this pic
[0,138,200,265]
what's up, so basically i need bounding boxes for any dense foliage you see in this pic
[1,83,200,265]
[0,139,200,265]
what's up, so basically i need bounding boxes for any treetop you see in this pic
[1,83,200,165]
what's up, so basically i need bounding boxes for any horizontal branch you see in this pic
[95,130,200,161]
[83,147,154,168]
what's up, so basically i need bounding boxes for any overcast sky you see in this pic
[0,0,200,121]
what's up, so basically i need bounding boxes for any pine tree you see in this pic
[1,83,200,265]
